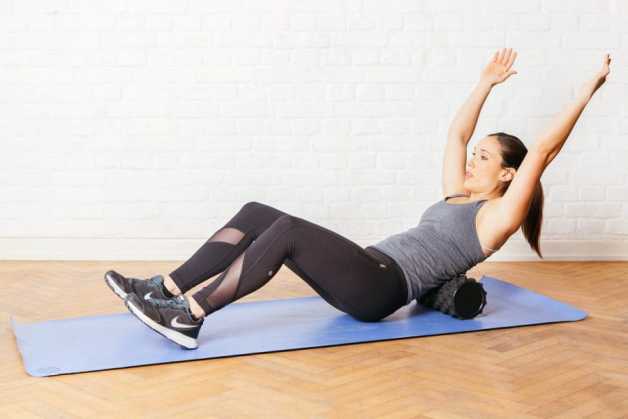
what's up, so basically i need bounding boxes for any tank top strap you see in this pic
[444,192,469,200]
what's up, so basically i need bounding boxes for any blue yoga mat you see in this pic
[11,276,587,377]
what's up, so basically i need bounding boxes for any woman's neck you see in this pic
[466,190,501,201]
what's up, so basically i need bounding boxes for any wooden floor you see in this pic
[2,260,628,418]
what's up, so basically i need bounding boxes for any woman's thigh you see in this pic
[241,214,408,322]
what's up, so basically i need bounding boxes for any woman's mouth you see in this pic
[465,171,473,178]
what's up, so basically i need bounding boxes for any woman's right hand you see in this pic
[480,47,518,87]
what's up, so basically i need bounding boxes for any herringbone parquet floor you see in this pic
[2,260,627,418]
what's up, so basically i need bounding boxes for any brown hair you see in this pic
[488,132,544,259]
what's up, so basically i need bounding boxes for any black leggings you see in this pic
[169,201,408,322]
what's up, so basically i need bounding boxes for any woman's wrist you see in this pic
[477,78,494,90]
[476,79,495,91]
[577,76,602,102]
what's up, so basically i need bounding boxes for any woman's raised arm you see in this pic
[536,53,611,161]
[497,53,612,233]
[442,48,518,197]
[447,48,518,143]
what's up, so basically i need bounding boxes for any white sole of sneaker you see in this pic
[105,272,128,300]
[125,297,199,350]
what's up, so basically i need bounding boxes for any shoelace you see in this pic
[143,277,198,319]
[147,275,163,287]
[150,294,187,308]
[128,274,162,283]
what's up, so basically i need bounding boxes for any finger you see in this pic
[503,48,512,64]
[492,50,499,62]
[497,48,504,63]
[506,50,517,69]
[602,54,610,73]
[501,47,510,64]
[501,69,518,82]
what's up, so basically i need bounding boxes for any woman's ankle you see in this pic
[187,296,206,320]
[163,275,182,296]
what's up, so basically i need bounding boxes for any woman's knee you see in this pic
[262,215,303,240]
[241,201,288,220]
[242,201,263,212]
[273,214,300,227]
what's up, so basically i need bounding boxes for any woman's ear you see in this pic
[500,167,515,182]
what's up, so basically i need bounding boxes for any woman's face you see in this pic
[464,136,513,194]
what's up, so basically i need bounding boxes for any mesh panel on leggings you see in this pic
[168,227,249,294]
[208,227,246,244]
[198,251,246,312]
[170,201,289,299]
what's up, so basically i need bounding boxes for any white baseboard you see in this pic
[0,238,626,261]
[481,239,628,261]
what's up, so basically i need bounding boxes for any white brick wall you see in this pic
[1,0,627,261]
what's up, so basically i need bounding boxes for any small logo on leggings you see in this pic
[379,264,386,268]
[268,270,273,276]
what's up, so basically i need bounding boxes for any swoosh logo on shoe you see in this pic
[171,315,198,329]
[144,291,153,301]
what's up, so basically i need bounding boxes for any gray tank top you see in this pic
[372,193,497,305]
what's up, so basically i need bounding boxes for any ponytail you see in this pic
[489,132,545,259]
[521,180,544,259]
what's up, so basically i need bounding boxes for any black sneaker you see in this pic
[104,270,173,301]
[124,292,204,350]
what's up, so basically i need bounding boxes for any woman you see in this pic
[105,48,611,350]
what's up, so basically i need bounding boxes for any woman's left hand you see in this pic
[593,52,611,90]
[580,53,611,100]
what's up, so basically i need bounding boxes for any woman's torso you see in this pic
[372,193,510,303]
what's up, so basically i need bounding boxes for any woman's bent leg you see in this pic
[168,201,289,294]
[190,214,408,322]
